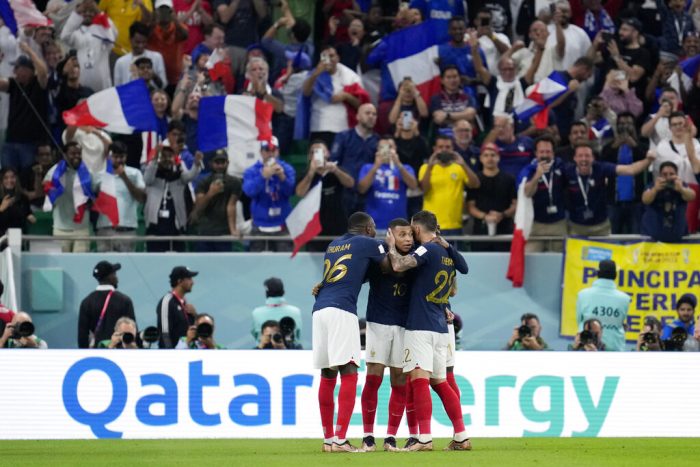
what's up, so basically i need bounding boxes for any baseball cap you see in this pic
[597,260,616,280]
[264,277,285,297]
[212,150,228,161]
[261,136,279,151]
[14,55,35,70]
[170,266,198,282]
[93,261,121,281]
[677,293,697,309]
[621,18,643,33]
[480,142,500,154]
[155,0,173,9]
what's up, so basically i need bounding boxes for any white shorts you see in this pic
[365,322,405,368]
[312,307,361,370]
[402,330,449,379]
[446,323,456,367]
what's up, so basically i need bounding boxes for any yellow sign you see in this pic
[561,238,700,341]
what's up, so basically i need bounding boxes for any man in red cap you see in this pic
[242,136,296,251]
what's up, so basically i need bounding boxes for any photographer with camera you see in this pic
[569,318,606,351]
[98,317,139,349]
[176,313,223,349]
[642,161,696,242]
[637,316,664,351]
[661,294,697,351]
[1,312,47,349]
[577,260,630,351]
[256,320,286,350]
[506,313,548,351]
[251,277,302,344]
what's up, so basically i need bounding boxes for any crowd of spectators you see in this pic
[1,0,700,251]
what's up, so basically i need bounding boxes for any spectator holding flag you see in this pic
[95,142,146,252]
[59,0,117,92]
[42,141,94,252]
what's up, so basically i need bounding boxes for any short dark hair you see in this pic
[659,161,678,173]
[617,111,635,122]
[109,141,128,155]
[309,139,328,149]
[449,16,466,25]
[521,313,540,323]
[434,134,453,145]
[669,111,686,122]
[534,135,556,151]
[583,318,602,330]
[203,23,224,36]
[196,313,215,324]
[261,320,279,333]
[573,141,595,155]
[441,64,460,77]
[411,210,438,233]
[168,120,185,133]
[291,19,311,43]
[63,141,81,152]
[347,212,373,231]
[129,21,150,39]
[319,44,336,55]
[573,56,594,70]
[388,218,410,229]
[660,86,678,96]
[570,121,588,131]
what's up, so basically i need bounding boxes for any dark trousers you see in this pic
[146,223,185,252]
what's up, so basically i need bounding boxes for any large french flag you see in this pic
[0,0,51,35]
[367,19,443,102]
[43,161,94,223]
[286,181,322,257]
[197,95,273,152]
[92,159,119,227]
[506,178,534,287]
[513,71,568,129]
[62,80,159,134]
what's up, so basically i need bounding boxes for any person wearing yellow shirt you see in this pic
[100,0,154,56]
[418,134,480,237]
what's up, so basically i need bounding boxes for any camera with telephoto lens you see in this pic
[12,321,35,339]
[518,325,532,339]
[579,330,597,347]
[140,326,160,349]
[121,332,135,345]
[196,322,213,339]
[664,327,688,351]
[642,332,658,344]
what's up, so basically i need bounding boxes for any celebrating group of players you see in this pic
[312,210,471,453]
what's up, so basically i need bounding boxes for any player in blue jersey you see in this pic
[386,210,471,452]
[360,218,414,452]
[313,212,387,453]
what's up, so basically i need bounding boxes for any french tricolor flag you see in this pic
[43,160,94,223]
[0,0,51,35]
[197,95,273,152]
[206,48,235,94]
[681,54,700,81]
[506,177,534,287]
[286,181,322,257]
[93,159,119,227]
[62,80,159,134]
[367,19,443,102]
[513,72,569,129]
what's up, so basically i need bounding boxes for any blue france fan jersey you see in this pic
[313,233,386,314]
[406,242,467,333]
[366,261,412,327]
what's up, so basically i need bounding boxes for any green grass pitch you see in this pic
[0,438,695,466]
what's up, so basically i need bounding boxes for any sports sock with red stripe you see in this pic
[361,374,383,435]
[318,376,336,441]
[411,377,432,439]
[387,383,407,436]
[433,381,466,434]
[335,373,358,440]
[405,376,418,436]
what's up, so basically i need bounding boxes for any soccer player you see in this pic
[361,218,414,452]
[386,210,471,451]
[313,212,388,453]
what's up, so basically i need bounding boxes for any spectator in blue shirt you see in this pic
[655,0,696,55]
[410,0,465,21]
[357,136,418,231]
[429,65,478,130]
[661,293,697,341]
[565,142,655,237]
[437,16,488,88]
[641,161,696,242]
[484,114,534,179]
[330,103,379,214]
[452,119,481,171]
[242,137,296,252]
[260,9,312,83]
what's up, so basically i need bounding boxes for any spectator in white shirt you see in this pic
[60,0,117,92]
[546,1,591,71]
[113,21,166,86]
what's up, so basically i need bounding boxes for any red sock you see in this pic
[405,377,418,435]
[361,374,383,434]
[335,373,358,440]
[318,377,337,440]
[433,381,465,433]
[387,384,406,436]
[411,377,432,435]
[447,371,460,399]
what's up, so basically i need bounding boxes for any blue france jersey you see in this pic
[366,261,411,327]
[313,233,386,314]
[406,242,458,333]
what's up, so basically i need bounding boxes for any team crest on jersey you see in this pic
[450,173,458,180]
[370,349,376,358]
